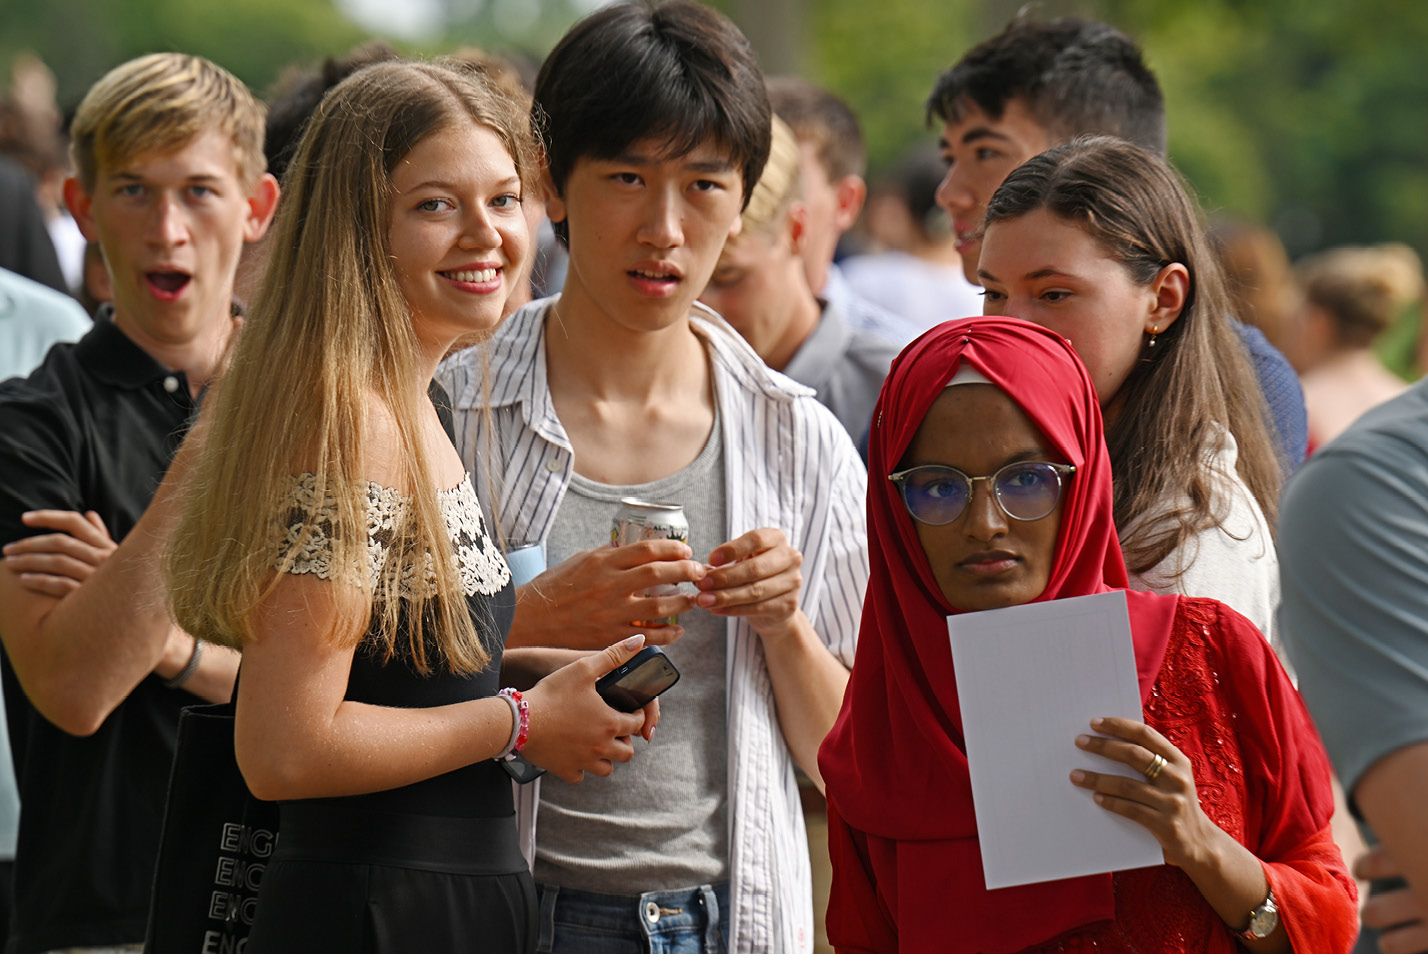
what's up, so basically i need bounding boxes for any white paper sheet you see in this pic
[947,590,1165,889]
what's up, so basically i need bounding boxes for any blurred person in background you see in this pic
[0,266,89,380]
[0,155,65,294]
[1281,316,1428,954]
[768,76,920,347]
[0,54,83,293]
[699,115,896,449]
[1288,243,1422,452]
[1214,219,1298,359]
[840,142,983,334]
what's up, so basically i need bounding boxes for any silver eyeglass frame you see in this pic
[887,461,1076,526]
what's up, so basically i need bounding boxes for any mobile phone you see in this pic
[595,646,681,712]
[501,752,546,784]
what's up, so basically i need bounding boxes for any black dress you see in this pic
[246,476,533,953]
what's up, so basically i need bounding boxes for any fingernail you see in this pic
[1075,734,1090,747]
[1090,718,1105,729]
[696,593,716,607]
[623,634,646,650]
[1070,770,1085,783]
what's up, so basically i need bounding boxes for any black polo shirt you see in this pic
[0,312,197,954]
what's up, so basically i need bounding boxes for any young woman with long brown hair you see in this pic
[976,136,1283,645]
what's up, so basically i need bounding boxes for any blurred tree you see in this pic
[1,0,371,110]
[3,0,1426,262]
[800,0,978,176]
[1107,0,1428,257]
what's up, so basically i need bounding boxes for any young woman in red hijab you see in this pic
[818,317,1355,953]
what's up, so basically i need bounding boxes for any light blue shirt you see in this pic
[0,266,90,382]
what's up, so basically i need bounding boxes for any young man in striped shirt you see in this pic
[438,3,867,951]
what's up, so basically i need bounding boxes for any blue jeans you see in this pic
[534,881,729,954]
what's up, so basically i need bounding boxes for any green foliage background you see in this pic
[3,0,1426,260]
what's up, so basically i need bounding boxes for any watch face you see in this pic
[1249,903,1279,938]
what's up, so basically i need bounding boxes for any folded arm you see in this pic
[0,467,233,734]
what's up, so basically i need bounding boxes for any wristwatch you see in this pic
[1240,887,1279,940]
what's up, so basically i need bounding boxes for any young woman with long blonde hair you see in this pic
[164,60,655,952]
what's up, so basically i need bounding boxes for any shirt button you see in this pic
[163,376,180,393]
[545,458,561,473]
[644,901,660,924]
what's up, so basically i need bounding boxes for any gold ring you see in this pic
[1142,753,1167,782]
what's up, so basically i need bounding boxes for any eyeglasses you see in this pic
[888,461,1075,526]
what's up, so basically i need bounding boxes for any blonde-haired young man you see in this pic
[0,53,276,954]
[699,115,897,452]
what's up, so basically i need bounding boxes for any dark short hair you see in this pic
[767,76,865,181]
[533,0,771,223]
[264,41,402,185]
[927,16,1165,157]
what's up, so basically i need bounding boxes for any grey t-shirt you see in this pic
[534,414,730,894]
[1279,379,1428,799]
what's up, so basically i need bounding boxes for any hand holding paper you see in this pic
[948,590,1164,889]
[1070,716,1223,869]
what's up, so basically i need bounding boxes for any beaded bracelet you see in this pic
[494,688,530,761]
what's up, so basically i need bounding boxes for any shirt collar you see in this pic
[452,293,812,420]
[75,304,186,392]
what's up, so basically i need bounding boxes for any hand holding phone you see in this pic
[502,645,680,783]
[594,645,681,712]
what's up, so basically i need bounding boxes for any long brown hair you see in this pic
[985,136,1282,575]
[166,60,536,673]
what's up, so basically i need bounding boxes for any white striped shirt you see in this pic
[438,297,868,954]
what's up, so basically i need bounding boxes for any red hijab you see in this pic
[819,317,1177,951]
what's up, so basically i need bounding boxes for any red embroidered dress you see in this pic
[1016,598,1353,954]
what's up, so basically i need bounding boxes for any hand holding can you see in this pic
[611,498,690,627]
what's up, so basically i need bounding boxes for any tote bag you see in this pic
[144,701,279,953]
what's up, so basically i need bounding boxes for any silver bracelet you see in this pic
[164,637,204,690]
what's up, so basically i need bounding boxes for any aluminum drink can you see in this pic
[611,498,689,625]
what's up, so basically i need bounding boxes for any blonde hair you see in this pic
[69,53,266,189]
[737,115,801,239]
[1298,243,1424,349]
[166,61,537,675]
